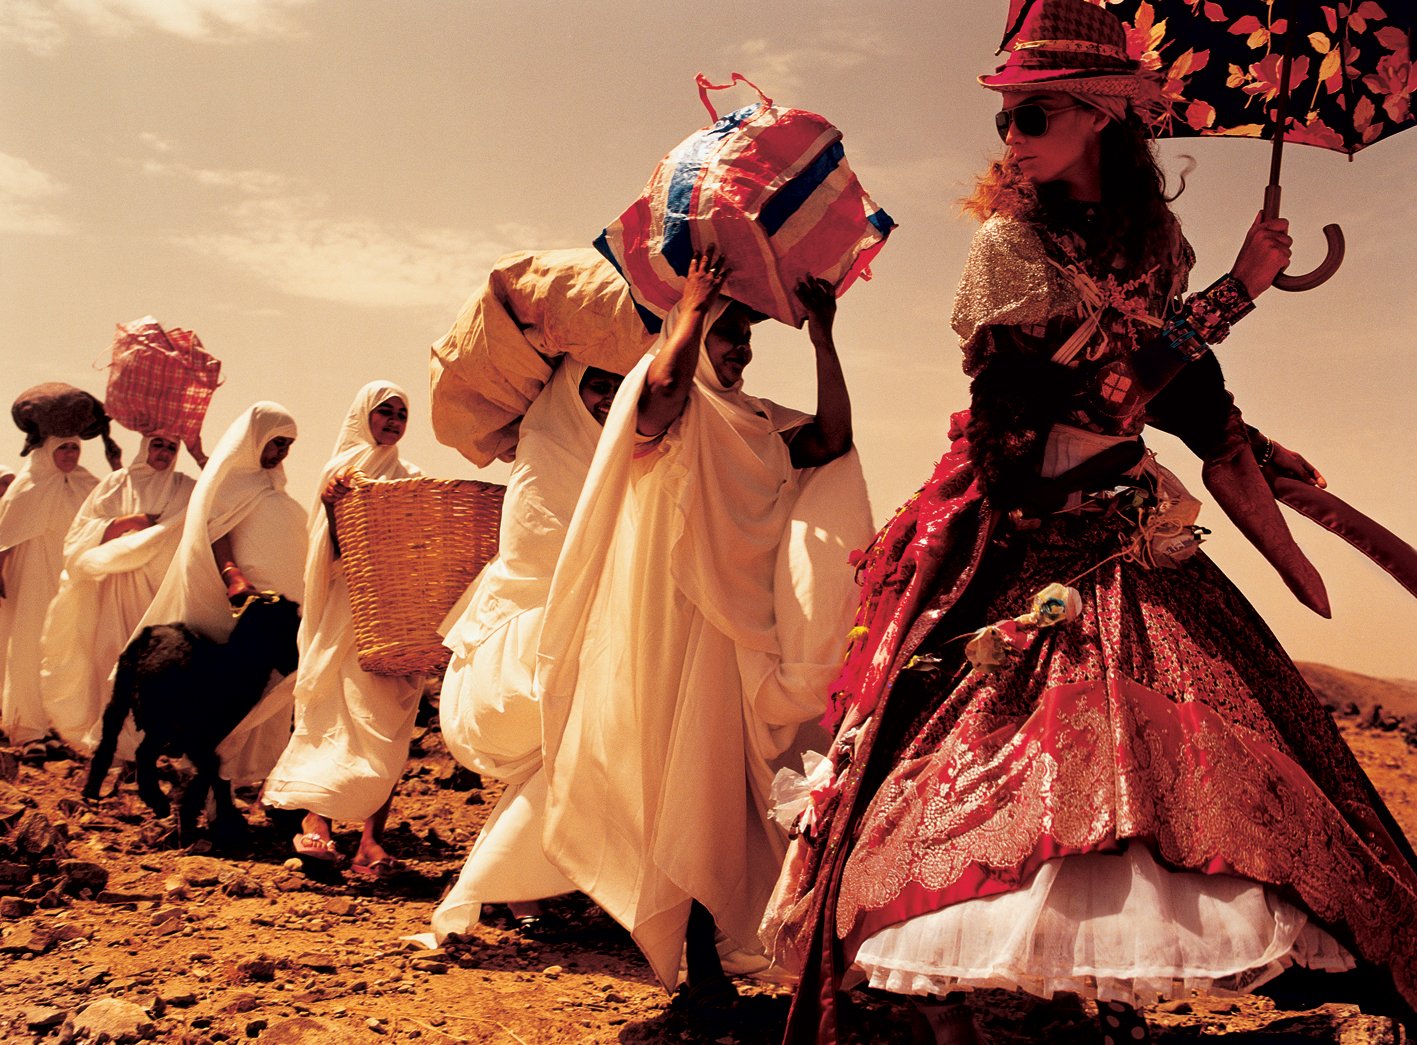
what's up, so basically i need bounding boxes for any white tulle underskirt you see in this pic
[851,846,1354,1007]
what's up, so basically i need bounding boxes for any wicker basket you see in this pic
[335,476,505,676]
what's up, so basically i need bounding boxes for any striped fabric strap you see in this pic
[695,72,772,122]
[1013,38,1128,59]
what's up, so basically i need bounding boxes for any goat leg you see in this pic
[134,733,171,819]
[84,681,135,801]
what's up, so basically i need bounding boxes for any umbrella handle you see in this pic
[1272,224,1345,292]
[1263,184,1345,293]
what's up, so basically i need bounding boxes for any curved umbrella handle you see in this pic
[1273,223,1345,293]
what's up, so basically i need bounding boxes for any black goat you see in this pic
[83,592,301,845]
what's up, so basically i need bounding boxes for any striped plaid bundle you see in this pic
[105,316,222,443]
[596,74,895,333]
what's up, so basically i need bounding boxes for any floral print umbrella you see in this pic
[1002,0,1416,288]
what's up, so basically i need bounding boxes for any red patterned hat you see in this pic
[980,0,1143,98]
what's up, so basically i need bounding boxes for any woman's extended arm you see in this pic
[212,533,256,604]
[637,250,727,438]
[786,277,853,469]
[101,513,160,543]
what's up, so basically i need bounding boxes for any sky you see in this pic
[2,0,1414,679]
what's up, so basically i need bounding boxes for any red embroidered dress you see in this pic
[762,204,1417,1042]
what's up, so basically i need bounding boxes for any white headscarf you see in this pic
[63,433,195,569]
[301,381,418,641]
[0,437,98,553]
[135,402,301,642]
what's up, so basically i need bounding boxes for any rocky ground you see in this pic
[1,689,1414,1045]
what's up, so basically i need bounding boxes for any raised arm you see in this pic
[637,250,727,438]
[786,277,853,469]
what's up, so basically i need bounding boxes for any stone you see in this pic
[0,861,32,888]
[322,896,355,917]
[179,858,224,888]
[235,957,280,982]
[68,997,153,1043]
[543,965,564,978]
[259,1016,346,1044]
[221,992,261,1014]
[0,925,52,954]
[24,1006,66,1031]
[59,859,109,895]
[13,810,66,858]
[0,750,19,783]
[293,951,338,972]
[220,873,265,898]
[0,895,35,918]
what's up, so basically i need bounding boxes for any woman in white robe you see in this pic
[0,438,99,749]
[262,382,424,874]
[128,402,306,786]
[432,360,623,939]
[41,434,197,758]
[535,252,875,999]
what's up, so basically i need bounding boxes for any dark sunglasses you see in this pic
[995,102,1085,141]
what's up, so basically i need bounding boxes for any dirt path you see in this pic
[1,708,1412,1044]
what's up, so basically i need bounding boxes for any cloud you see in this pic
[0,152,71,234]
[0,0,308,54]
[177,195,532,310]
[141,157,291,195]
[733,28,891,94]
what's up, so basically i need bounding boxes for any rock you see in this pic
[67,997,153,1043]
[13,810,67,858]
[294,950,338,972]
[161,989,198,1007]
[0,750,18,783]
[322,896,355,917]
[24,1006,66,1031]
[164,875,189,899]
[235,957,280,982]
[0,895,35,918]
[273,875,305,893]
[0,925,53,954]
[246,1017,270,1037]
[178,857,224,888]
[151,907,184,935]
[220,872,265,898]
[0,861,32,888]
[95,888,163,904]
[543,965,564,978]
[1156,999,1193,1014]
[221,992,261,1014]
[259,1016,346,1044]
[59,859,109,895]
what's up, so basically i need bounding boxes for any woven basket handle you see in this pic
[696,72,773,122]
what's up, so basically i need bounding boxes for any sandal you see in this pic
[350,856,404,879]
[292,832,340,862]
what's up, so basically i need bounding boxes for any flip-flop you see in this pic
[350,856,404,879]
[292,832,340,862]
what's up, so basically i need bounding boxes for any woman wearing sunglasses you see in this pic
[762,0,1417,1042]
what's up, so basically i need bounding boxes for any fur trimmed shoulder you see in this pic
[950,215,1076,375]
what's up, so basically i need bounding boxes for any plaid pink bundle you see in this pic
[596,74,895,333]
[105,316,222,443]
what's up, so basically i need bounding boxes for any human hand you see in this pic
[1231,212,1293,299]
[796,276,837,342]
[679,247,728,315]
[225,574,259,605]
[144,512,161,527]
[1267,437,1327,489]
[321,470,356,506]
[186,435,208,469]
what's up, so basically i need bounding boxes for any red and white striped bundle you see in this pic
[596,74,895,333]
